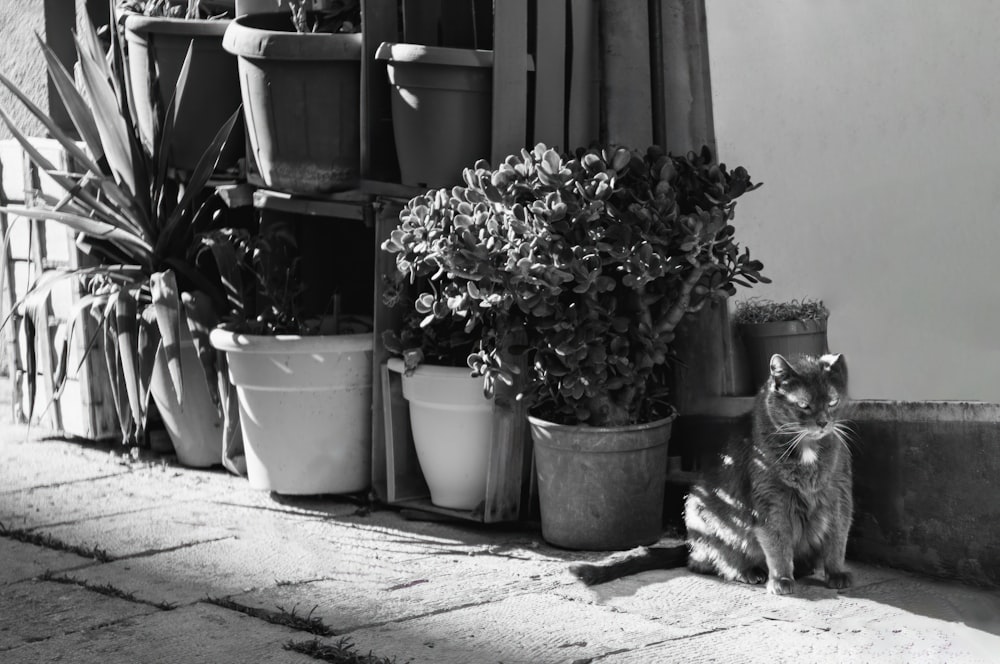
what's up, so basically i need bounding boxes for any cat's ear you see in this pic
[769,354,794,388]
[821,353,847,382]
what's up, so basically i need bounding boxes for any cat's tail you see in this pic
[569,544,689,586]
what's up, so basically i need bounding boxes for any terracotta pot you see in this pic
[530,414,674,550]
[223,13,362,193]
[124,14,243,173]
[739,318,829,390]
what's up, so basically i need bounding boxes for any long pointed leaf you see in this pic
[114,289,144,438]
[137,305,161,430]
[75,39,138,197]
[0,205,153,259]
[159,109,240,245]
[103,295,136,444]
[150,269,183,404]
[0,105,136,231]
[0,62,101,176]
[181,290,220,411]
[57,291,112,386]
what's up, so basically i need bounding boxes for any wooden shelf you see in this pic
[252,188,370,221]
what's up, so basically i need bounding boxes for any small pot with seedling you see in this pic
[222,0,363,193]
[204,225,374,495]
[734,298,830,391]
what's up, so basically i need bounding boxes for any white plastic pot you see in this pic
[210,330,373,494]
[390,358,493,510]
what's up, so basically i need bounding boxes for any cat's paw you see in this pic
[825,570,853,590]
[766,576,796,595]
[738,567,768,585]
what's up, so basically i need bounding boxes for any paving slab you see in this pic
[231,545,572,633]
[0,577,159,653]
[555,561,910,631]
[0,600,317,664]
[32,500,243,560]
[600,610,1000,664]
[0,539,97,583]
[340,591,693,664]
[0,471,184,531]
[0,435,129,495]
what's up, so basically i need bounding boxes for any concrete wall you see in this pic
[0,3,47,140]
[704,1,1000,402]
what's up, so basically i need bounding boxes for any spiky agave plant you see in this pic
[0,16,240,445]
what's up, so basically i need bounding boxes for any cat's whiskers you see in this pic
[777,427,811,463]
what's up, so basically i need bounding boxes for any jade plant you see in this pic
[382,143,769,426]
[733,298,829,325]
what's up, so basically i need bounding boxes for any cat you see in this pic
[571,353,854,596]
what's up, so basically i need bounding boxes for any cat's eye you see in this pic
[828,398,840,407]
[795,400,810,410]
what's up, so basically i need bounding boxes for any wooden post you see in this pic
[599,0,652,148]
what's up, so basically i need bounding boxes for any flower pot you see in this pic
[739,318,829,390]
[223,13,362,194]
[374,43,495,188]
[209,329,372,494]
[124,14,243,174]
[391,359,492,510]
[529,415,674,550]
[148,330,224,468]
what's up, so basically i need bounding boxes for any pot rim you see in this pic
[124,14,231,39]
[737,318,827,338]
[527,412,677,435]
[209,328,372,354]
[375,41,535,72]
[223,12,362,60]
[386,357,478,378]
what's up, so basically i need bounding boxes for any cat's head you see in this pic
[765,353,849,447]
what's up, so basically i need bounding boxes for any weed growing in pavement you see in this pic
[40,571,176,610]
[0,522,112,562]
[204,597,334,636]
[285,638,396,664]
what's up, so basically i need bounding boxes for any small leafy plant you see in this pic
[117,0,233,19]
[733,298,829,325]
[195,225,360,336]
[285,0,361,34]
[382,144,769,426]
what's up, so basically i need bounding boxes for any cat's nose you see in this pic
[817,420,828,429]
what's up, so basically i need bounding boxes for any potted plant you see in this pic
[0,17,240,467]
[222,0,363,194]
[383,143,769,549]
[733,297,830,390]
[116,0,243,174]
[204,225,374,495]
[379,269,494,511]
[373,42,534,189]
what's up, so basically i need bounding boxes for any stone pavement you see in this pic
[2,418,1000,663]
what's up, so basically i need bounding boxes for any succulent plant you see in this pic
[733,298,829,325]
[383,143,769,426]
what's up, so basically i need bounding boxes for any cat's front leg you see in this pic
[822,487,854,590]
[754,523,796,595]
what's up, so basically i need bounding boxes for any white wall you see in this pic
[705,0,1000,401]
